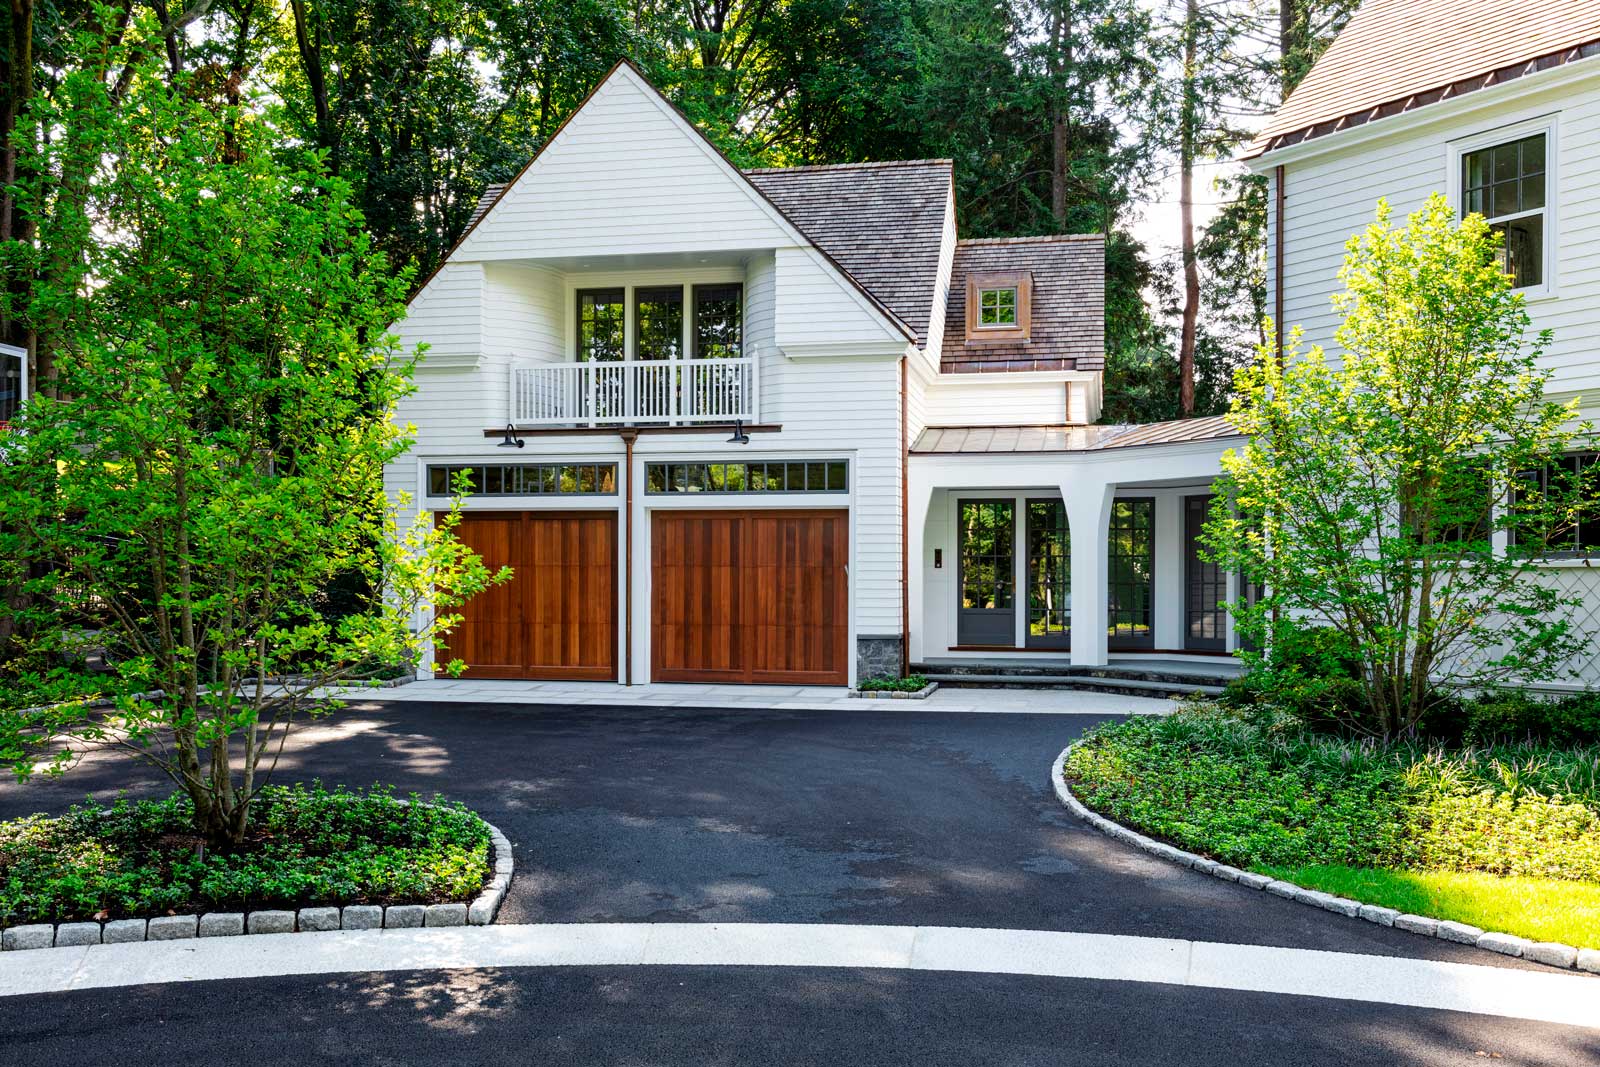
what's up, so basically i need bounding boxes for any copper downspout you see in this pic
[899,356,911,677]
[1274,164,1286,366]
[620,428,638,685]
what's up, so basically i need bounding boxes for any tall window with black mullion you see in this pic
[634,287,683,361]
[1462,134,1545,289]
[577,288,625,362]
[694,284,742,359]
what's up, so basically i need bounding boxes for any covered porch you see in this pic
[908,418,1246,669]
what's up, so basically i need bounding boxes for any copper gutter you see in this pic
[900,357,911,677]
[619,428,638,685]
[1274,165,1286,367]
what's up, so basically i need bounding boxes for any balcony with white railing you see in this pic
[509,356,758,428]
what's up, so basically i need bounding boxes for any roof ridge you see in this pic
[743,159,953,174]
[957,234,1103,246]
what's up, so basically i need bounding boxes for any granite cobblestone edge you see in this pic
[1052,744,1600,976]
[0,813,511,952]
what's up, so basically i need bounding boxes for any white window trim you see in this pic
[1446,113,1559,301]
[976,285,1019,330]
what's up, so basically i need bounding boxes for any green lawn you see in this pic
[1258,864,1600,949]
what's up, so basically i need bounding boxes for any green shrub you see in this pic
[1063,706,1600,882]
[1448,691,1600,747]
[0,783,492,924]
[858,674,930,693]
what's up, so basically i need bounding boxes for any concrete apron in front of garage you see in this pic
[320,678,1177,715]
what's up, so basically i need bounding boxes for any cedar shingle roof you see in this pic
[744,160,953,347]
[466,185,504,230]
[939,236,1105,373]
[1246,0,1600,159]
[910,415,1240,455]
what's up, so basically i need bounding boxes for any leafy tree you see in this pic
[0,48,502,848]
[1205,195,1592,738]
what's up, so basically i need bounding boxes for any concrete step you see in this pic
[919,672,1228,699]
[914,660,1239,689]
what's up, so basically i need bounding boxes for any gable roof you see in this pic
[1245,0,1600,159]
[745,160,952,347]
[415,61,915,345]
[939,236,1105,373]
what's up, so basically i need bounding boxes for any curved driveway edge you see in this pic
[1051,746,1599,975]
[0,921,1596,1028]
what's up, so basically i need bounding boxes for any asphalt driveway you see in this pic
[0,698,1543,967]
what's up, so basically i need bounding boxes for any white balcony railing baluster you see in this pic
[509,356,756,427]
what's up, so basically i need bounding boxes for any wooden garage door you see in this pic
[652,510,849,685]
[443,511,617,680]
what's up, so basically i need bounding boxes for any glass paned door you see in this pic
[1026,499,1070,649]
[1108,498,1155,649]
[958,499,1016,646]
[1184,495,1227,651]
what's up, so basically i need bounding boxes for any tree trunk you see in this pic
[1047,1,1073,228]
[290,0,337,168]
[1177,0,1200,418]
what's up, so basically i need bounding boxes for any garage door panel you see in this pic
[654,509,847,686]
[447,511,616,681]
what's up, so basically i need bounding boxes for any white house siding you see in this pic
[395,262,482,366]
[773,246,905,350]
[1259,62,1600,690]
[483,264,565,364]
[457,71,799,261]
[763,353,905,640]
[1266,66,1600,409]
[923,374,1089,427]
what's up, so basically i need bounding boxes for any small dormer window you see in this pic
[979,286,1017,326]
[965,271,1031,342]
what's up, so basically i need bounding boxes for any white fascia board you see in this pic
[777,339,916,361]
[1244,56,1600,174]
[928,368,1100,388]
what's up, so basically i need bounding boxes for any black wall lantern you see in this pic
[498,423,526,449]
[726,419,750,445]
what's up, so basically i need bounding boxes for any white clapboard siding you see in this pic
[924,377,1074,426]
[482,264,565,364]
[745,252,779,416]
[773,246,905,349]
[1269,68,1600,410]
[763,353,904,634]
[456,69,799,262]
[395,262,482,364]
[918,188,959,374]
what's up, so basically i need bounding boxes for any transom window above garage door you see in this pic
[646,460,847,494]
[427,462,618,497]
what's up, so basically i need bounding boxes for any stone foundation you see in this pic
[855,636,905,683]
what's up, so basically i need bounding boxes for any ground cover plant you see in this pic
[858,674,931,693]
[0,784,491,925]
[1062,705,1600,946]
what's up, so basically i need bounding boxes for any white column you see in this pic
[906,473,935,665]
[1064,478,1114,667]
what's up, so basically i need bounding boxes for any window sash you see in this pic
[644,459,846,494]
[427,463,618,497]
[576,288,626,362]
[693,284,743,360]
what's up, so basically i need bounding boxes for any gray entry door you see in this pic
[958,499,1016,646]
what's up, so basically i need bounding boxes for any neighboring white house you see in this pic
[1242,0,1600,687]
[389,60,1244,688]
